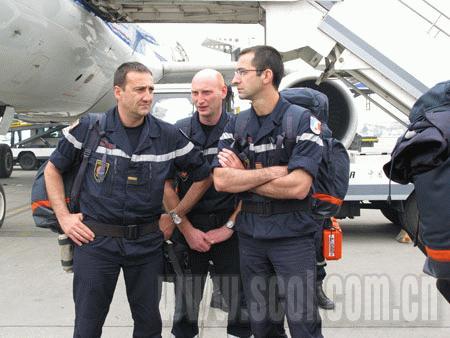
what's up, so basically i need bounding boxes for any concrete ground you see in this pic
[0,169,449,337]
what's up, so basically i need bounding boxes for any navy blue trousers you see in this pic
[238,233,323,338]
[171,232,252,338]
[314,228,327,283]
[73,235,164,338]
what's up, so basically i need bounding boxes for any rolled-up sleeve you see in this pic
[49,117,89,173]
[287,111,323,178]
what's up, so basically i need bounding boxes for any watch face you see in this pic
[226,220,235,229]
[171,212,182,225]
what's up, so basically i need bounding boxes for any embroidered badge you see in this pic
[93,159,110,183]
[310,116,322,135]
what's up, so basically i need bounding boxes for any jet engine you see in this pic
[280,71,358,149]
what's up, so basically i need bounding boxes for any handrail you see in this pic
[398,0,449,37]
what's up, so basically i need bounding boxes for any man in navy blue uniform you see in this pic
[212,46,323,338]
[44,62,210,338]
[163,69,251,338]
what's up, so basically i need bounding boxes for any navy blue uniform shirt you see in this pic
[174,110,235,216]
[50,107,210,226]
[212,97,323,239]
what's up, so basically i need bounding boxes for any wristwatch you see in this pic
[169,210,182,225]
[225,220,235,230]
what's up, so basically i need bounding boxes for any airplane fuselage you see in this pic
[0,0,164,119]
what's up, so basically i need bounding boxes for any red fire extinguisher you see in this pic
[323,217,343,260]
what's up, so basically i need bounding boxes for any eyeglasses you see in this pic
[234,68,265,77]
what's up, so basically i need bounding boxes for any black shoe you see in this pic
[316,282,335,310]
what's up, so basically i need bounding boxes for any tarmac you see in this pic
[0,169,449,338]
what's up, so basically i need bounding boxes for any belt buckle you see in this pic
[126,224,139,240]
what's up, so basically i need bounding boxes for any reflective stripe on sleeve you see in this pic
[62,127,83,149]
[296,133,323,146]
[220,132,234,140]
[249,143,279,153]
[202,147,218,156]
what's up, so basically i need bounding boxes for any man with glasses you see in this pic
[213,46,323,338]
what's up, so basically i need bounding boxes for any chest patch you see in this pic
[93,159,110,183]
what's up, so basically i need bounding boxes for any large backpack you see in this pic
[234,87,350,218]
[383,80,450,276]
[31,113,106,233]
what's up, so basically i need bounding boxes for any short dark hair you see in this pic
[114,62,152,88]
[239,45,284,89]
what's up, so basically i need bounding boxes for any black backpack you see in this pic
[234,87,350,218]
[31,113,106,233]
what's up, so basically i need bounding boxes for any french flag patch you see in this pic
[310,116,322,135]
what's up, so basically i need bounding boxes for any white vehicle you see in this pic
[12,147,53,170]
[8,123,66,170]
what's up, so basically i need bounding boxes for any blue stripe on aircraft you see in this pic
[73,0,166,60]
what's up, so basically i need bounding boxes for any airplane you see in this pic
[0,1,164,225]
[0,0,354,178]
[0,0,448,230]
[0,0,242,226]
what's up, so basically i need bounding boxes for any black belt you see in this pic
[187,210,233,227]
[241,199,310,216]
[86,220,159,240]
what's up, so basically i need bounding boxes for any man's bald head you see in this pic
[191,69,228,124]
[192,68,225,88]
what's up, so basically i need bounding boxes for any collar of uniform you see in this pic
[103,107,160,155]
[132,114,161,153]
[104,107,160,136]
[146,114,161,138]
[251,96,288,144]
[189,112,207,146]
[206,110,230,148]
[192,110,231,148]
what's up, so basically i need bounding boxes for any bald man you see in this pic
[163,69,251,338]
